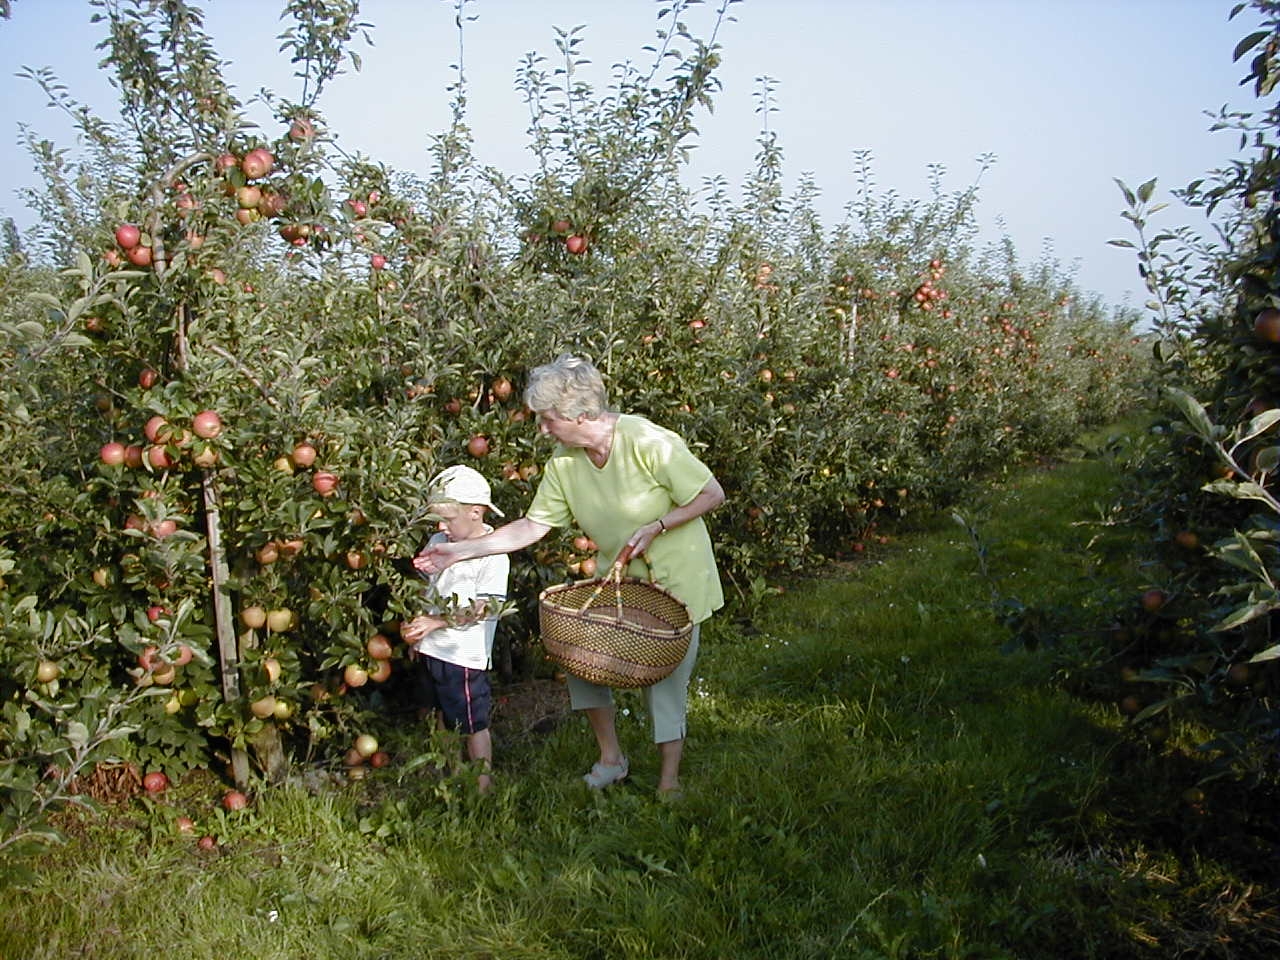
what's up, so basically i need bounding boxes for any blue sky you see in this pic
[0,0,1256,312]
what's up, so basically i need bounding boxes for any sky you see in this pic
[0,0,1259,313]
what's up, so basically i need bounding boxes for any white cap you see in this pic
[428,464,504,516]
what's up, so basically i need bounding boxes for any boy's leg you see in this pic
[466,728,493,793]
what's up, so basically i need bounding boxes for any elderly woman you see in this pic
[415,354,724,795]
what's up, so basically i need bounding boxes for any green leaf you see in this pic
[1164,387,1214,440]
[1238,409,1280,443]
[1233,30,1270,62]
[1107,238,1136,248]
[1249,643,1280,663]
[1211,598,1278,632]
[1137,178,1157,202]
[64,720,89,749]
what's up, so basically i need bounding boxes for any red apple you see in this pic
[370,254,387,271]
[127,245,154,267]
[290,442,317,468]
[176,816,196,834]
[100,442,126,466]
[115,224,141,250]
[192,410,222,439]
[343,663,369,688]
[312,471,339,496]
[240,148,274,180]
[369,659,392,683]
[197,834,217,850]
[366,634,393,660]
[369,751,391,769]
[138,367,159,389]
[467,435,490,458]
[565,234,588,255]
[143,771,169,794]
[222,790,249,811]
[289,117,316,141]
[147,444,175,470]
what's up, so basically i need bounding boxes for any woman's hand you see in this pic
[414,540,464,575]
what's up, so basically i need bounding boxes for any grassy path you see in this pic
[5,423,1239,959]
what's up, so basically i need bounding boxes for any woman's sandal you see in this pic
[583,757,629,789]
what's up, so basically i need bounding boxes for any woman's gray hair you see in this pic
[524,353,609,420]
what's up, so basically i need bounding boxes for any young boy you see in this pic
[402,465,510,793]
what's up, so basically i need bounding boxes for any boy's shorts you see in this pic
[416,655,491,734]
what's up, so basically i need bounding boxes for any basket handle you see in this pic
[571,543,647,616]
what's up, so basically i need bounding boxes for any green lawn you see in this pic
[4,421,1273,959]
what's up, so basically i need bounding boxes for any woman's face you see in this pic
[536,408,587,446]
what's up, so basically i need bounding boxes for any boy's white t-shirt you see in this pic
[411,528,509,670]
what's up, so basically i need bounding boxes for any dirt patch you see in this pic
[491,677,571,739]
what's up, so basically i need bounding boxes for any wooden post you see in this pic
[203,473,251,787]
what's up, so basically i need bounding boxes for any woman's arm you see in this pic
[628,475,726,556]
[414,516,552,574]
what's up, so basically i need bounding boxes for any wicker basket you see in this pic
[539,545,692,689]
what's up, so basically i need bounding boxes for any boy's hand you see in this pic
[401,615,446,644]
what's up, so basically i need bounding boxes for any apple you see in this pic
[289,117,316,141]
[354,734,379,758]
[104,248,123,267]
[192,410,222,439]
[222,790,249,811]
[93,567,111,588]
[215,152,238,172]
[235,185,262,210]
[366,634,393,660]
[192,444,219,469]
[467,435,490,458]
[35,660,60,683]
[143,771,169,794]
[343,747,366,767]
[1255,308,1280,343]
[240,609,268,632]
[565,234,588,255]
[1140,588,1168,613]
[147,444,175,470]
[176,816,196,833]
[273,456,295,475]
[240,148,274,180]
[173,644,193,667]
[369,659,392,683]
[312,471,339,496]
[100,442,126,466]
[492,376,514,402]
[578,557,598,577]
[255,542,280,565]
[143,415,169,443]
[152,519,178,539]
[572,535,594,553]
[164,694,182,714]
[277,537,304,557]
[152,664,176,686]
[138,367,159,390]
[1174,530,1199,550]
[551,218,571,234]
[207,267,226,285]
[115,224,141,250]
[266,608,294,633]
[370,254,387,271]
[346,550,368,570]
[273,699,293,721]
[127,245,154,267]
[249,695,277,720]
[369,751,391,769]
[146,606,167,623]
[343,663,369,688]
[197,834,218,850]
[290,442,317,468]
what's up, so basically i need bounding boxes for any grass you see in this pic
[3,419,1276,959]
